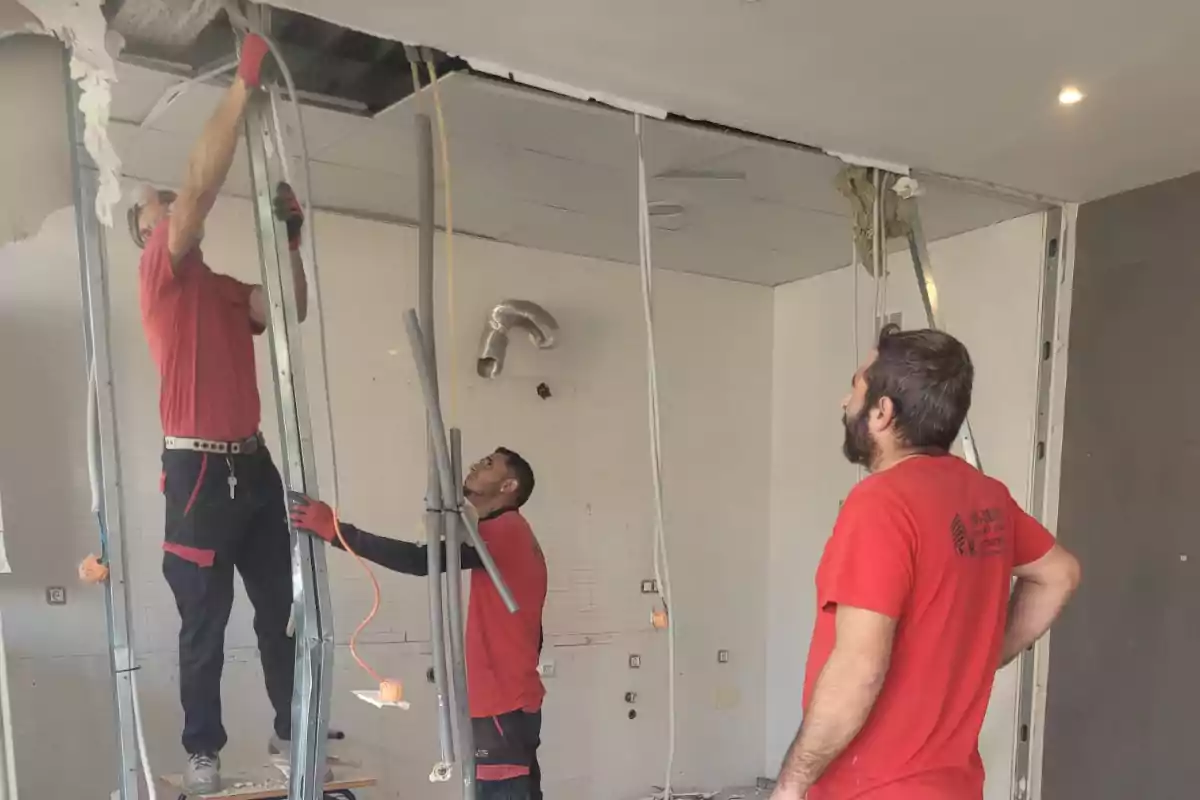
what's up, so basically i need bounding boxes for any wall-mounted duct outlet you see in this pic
[628,654,641,669]
[640,579,657,594]
[46,586,67,605]
[717,649,730,664]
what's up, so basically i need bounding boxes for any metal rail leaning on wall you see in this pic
[236,4,336,796]
[893,183,983,471]
[67,64,145,800]
[836,165,984,473]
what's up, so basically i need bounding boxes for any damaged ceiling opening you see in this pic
[104,0,466,114]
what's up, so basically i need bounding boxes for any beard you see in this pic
[842,407,877,468]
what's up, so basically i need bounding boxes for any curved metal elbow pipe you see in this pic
[477,300,559,378]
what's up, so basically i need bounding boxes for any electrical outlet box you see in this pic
[46,586,67,605]
[717,649,730,664]
[538,660,556,678]
[640,579,658,594]
[628,654,641,669]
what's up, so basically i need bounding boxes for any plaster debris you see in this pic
[16,0,124,227]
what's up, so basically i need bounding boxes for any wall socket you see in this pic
[628,654,641,669]
[717,649,730,664]
[46,586,67,605]
[640,579,658,594]
[538,660,556,678]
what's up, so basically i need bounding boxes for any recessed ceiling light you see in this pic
[1058,86,1084,106]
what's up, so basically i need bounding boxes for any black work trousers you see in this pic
[161,446,294,755]
[475,710,543,800]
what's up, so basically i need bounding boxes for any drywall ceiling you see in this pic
[263,0,1200,203]
[108,64,1041,286]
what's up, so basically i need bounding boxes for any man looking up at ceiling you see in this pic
[289,447,548,800]
[129,33,316,794]
[772,325,1081,800]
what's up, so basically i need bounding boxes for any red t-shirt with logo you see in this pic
[804,455,1056,800]
[467,510,548,718]
[138,221,262,440]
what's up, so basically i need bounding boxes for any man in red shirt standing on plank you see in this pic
[129,34,315,794]
[289,446,548,800]
[773,325,1081,800]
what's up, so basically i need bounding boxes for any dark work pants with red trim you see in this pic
[161,447,294,755]
[474,710,543,800]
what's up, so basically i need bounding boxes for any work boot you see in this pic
[268,735,334,783]
[183,752,221,794]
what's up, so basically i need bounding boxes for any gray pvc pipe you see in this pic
[446,429,476,798]
[403,311,520,615]
[417,112,455,769]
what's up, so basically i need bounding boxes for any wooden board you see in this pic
[159,772,377,799]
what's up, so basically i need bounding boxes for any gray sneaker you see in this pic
[268,735,334,783]
[183,752,221,794]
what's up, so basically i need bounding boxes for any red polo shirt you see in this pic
[138,221,262,441]
[467,509,548,718]
[804,455,1055,800]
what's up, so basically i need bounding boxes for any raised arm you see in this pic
[167,35,269,265]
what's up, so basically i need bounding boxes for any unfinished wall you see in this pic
[0,34,72,246]
[78,193,772,799]
[0,31,123,799]
[1042,171,1200,800]
[764,212,1049,799]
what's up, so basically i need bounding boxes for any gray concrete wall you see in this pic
[1043,170,1200,798]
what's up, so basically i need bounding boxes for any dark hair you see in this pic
[864,324,973,451]
[495,447,535,508]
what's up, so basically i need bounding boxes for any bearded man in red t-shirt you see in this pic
[773,325,1081,800]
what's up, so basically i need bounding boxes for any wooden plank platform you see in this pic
[159,772,377,799]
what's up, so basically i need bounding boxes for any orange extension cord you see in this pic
[333,514,403,703]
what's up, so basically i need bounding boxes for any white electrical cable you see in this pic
[634,113,677,800]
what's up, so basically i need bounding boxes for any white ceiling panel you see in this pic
[267,0,1200,202]
[109,67,1043,286]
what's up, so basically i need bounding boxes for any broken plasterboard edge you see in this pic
[826,150,911,175]
[17,0,124,227]
[468,57,668,119]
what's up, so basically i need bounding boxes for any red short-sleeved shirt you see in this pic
[804,455,1055,800]
[138,221,262,441]
[467,510,548,718]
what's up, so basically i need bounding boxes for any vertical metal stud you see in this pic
[1010,207,1067,800]
[66,60,141,800]
[244,84,334,800]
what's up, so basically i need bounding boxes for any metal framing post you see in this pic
[447,428,475,799]
[416,110,458,782]
[66,68,141,800]
[244,89,334,799]
[1010,206,1075,800]
[898,194,983,471]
